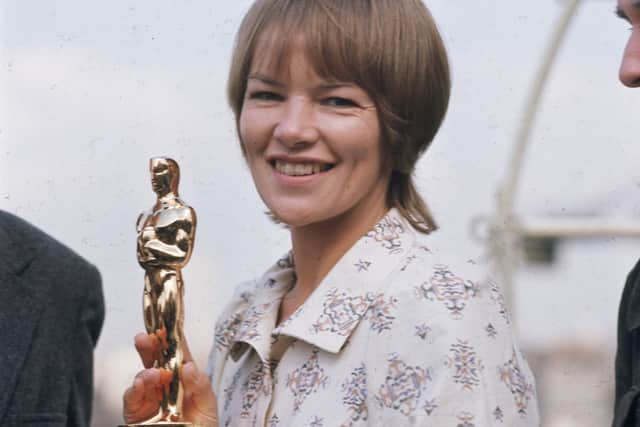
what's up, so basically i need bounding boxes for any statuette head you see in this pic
[150,157,180,197]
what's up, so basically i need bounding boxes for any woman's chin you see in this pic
[269,208,320,229]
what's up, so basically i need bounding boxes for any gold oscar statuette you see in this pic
[123,157,196,427]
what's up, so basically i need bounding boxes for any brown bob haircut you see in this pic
[228,0,451,233]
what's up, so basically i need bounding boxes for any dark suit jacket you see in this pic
[614,259,640,427]
[0,211,105,427]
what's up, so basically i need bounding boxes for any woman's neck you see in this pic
[288,195,388,301]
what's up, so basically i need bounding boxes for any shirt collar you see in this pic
[229,253,295,363]
[230,209,418,360]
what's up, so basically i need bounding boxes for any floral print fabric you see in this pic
[207,209,539,426]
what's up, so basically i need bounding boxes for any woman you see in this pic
[124,1,539,425]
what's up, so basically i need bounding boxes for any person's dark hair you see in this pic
[228,0,451,233]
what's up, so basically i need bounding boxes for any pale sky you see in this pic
[2,0,640,421]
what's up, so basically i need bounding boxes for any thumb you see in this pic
[182,362,218,426]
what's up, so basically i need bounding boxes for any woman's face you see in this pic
[239,40,390,228]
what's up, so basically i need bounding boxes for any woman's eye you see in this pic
[323,97,358,108]
[248,91,282,101]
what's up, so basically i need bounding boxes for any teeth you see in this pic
[274,160,330,176]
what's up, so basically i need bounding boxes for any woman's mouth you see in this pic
[272,160,334,176]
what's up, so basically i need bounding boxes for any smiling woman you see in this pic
[228,0,450,235]
[240,44,387,232]
[122,1,540,426]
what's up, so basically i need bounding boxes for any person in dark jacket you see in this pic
[612,2,640,425]
[615,262,640,426]
[0,211,105,427]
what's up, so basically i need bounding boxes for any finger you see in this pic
[182,362,218,425]
[123,369,162,424]
[155,328,168,350]
[134,332,158,369]
[141,369,164,402]
[122,376,146,414]
[158,368,174,387]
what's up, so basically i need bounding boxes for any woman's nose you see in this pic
[620,30,640,88]
[273,98,320,148]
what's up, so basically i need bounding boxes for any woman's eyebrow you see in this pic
[315,82,356,91]
[248,73,284,87]
[247,75,357,92]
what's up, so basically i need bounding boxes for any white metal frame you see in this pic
[489,0,640,312]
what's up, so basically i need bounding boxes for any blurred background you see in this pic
[2,1,639,425]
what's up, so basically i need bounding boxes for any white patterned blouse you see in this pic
[207,209,540,427]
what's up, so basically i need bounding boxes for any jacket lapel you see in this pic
[0,218,44,420]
